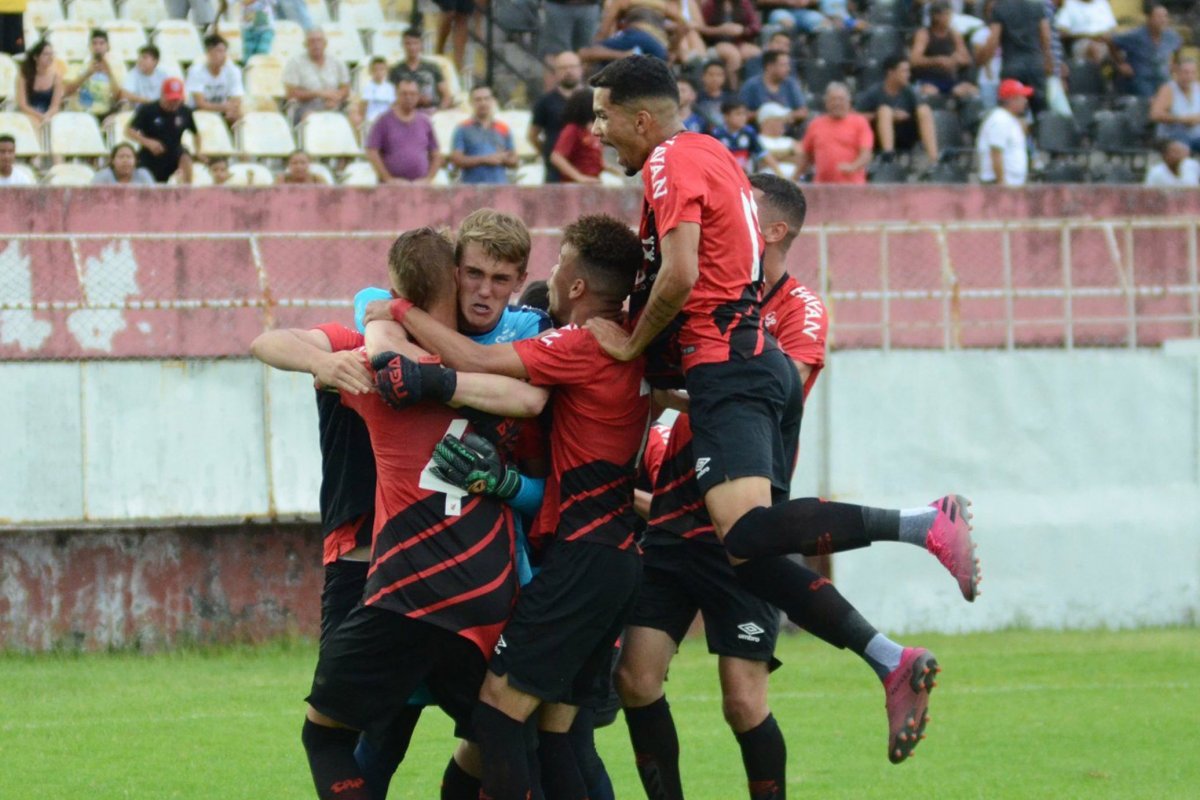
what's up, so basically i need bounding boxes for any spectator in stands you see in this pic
[126,77,199,184]
[698,0,761,87]
[739,49,807,127]
[856,55,939,164]
[756,101,798,178]
[796,82,873,184]
[450,85,517,184]
[1144,139,1199,187]
[167,0,216,27]
[911,1,976,100]
[712,99,782,175]
[598,0,705,65]
[209,156,231,184]
[580,7,670,66]
[678,78,707,132]
[976,0,1053,110]
[275,0,312,31]
[742,30,793,82]
[434,0,473,75]
[365,77,442,184]
[1152,58,1200,154]
[695,59,734,132]
[186,35,243,125]
[550,88,606,183]
[976,78,1030,186]
[1113,4,1181,99]
[66,30,125,122]
[389,28,454,112]
[360,57,395,126]
[284,27,354,126]
[540,0,601,79]
[0,135,34,186]
[1054,0,1116,65]
[765,0,829,35]
[240,0,277,59]
[92,143,156,185]
[0,0,23,56]
[278,150,327,183]
[530,51,582,183]
[124,45,168,106]
[16,40,63,129]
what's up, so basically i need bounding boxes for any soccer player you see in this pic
[298,228,547,800]
[586,55,978,764]
[366,214,649,800]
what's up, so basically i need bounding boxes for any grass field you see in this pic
[1,628,1196,799]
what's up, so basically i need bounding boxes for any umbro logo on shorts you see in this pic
[737,622,764,642]
[695,457,711,479]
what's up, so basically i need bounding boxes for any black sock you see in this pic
[569,709,614,800]
[441,756,482,800]
[722,500,874,559]
[732,557,877,655]
[623,696,684,800]
[474,703,532,800]
[301,719,371,800]
[356,705,422,800]
[735,714,786,800]
[539,731,588,800]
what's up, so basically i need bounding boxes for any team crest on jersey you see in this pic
[764,311,778,330]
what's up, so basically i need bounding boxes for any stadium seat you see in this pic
[170,160,212,184]
[1090,161,1137,184]
[217,26,244,62]
[869,158,908,183]
[324,24,366,65]
[0,112,44,156]
[863,26,904,63]
[187,110,236,156]
[370,23,407,62]
[305,0,332,26]
[802,59,843,98]
[103,20,148,64]
[340,159,379,185]
[243,93,282,111]
[599,170,628,187]
[514,161,543,186]
[298,110,362,157]
[43,162,96,184]
[45,21,91,62]
[813,29,852,68]
[1035,111,1084,158]
[270,21,306,62]
[1066,59,1105,96]
[496,108,533,160]
[431,107,468,154]
[24,0,64,28]
[119,0,167,28]
[235,110,296,157]
[1038,160,1086,183]
[338,0,385,29]
[225,161,275,184]
[1114,95,1152,141]
[104,109,136,147]
[67,0,117,26]
[308,161,335,183]
[153,19,205,64]
[0,53,17,105]
[1067,94,1100,138]
[244,54,287,98]
[49,111,108,158]
[925,160,968,184]
[856,59,885,93]
[1092,110,1144,166]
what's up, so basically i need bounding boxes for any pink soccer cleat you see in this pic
[884,647,939,764]
[926,494,981,602]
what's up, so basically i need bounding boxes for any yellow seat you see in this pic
[67,0,117,27]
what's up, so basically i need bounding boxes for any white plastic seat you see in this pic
[25,0,64,28]
[369,23,406,62]
[187,109,236,156]
[119,0,167,28]
[514,161,543,186]
[298,110,361,158]
[324,24,365,65]
[45,21,91,62]
[105,109,137,147]
[225,161,274,185]
[235,110,295,157]
[49,111,108,158]
[271,21,306,62]
[217,26,244,62]
[153,19,204,64]
[305,0,332,25]
[0,54,17,105]
[338,0,385,29]
[307,161,334,183]
[44,162,96,185]
[340,159,377,185]
[103,20,148,64]
[244,54,286,99]
[430,107,468,154]
[0,112,45,157]
[496,108,533,160]
[169,160,212,184]
[67,0,117,26]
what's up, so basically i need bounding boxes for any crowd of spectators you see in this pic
[2,0,1198,187]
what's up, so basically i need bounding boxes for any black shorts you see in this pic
[628,540,781,665]
[0,13,25,55]
[685,346,802,497]
[435,0,475,13]
[490,541,641,707]
[320,558,369,651]
[307,605,485,742]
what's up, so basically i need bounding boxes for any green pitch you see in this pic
[2,629,1196,799]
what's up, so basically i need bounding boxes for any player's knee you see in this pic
[615,658,664,708]
[721,686,768,732]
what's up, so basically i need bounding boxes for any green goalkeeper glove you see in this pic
[432,432,522,500]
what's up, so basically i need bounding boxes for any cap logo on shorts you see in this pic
[737,622,764,642]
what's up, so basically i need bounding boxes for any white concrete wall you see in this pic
[1,349,1197,631]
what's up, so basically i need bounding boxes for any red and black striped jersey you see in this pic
[645,277,828,546]
[512,324,650,551]
[634,132,770,388]
[326,325,518,658]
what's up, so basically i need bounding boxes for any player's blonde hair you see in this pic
[454,209,531,275]
[387,227,456,310]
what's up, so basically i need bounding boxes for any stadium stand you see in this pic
[6,162,38,183]
[270,21,307,62]
[0,112,44,157]
[120,0,168,29]
[370,23,408,64]
[338,0,386,30]
[104,110,137,147]
[152,19,205,65]
[431,108,469,154]
[225,160,274,184]
[67,0,117,26]
[45,21,92,62]
[24,0,64,28]
[0,53,17,105]
[305,0,333,26]
[49,112,108,159]
[188,110,237,157]
[298,110,362,158]
[339,159,379,184]
[235,110,296,158]
[324,24,366,65]
[43,161,96,184]
[171,160,213,184]
[103,20,149,64]
[496,108,534,160]
[244,54,287,99]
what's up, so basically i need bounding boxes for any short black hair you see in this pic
[762,50,789,69]
[0,134,15,147]
[702,59,725,73]
[403,27,422,39]
[138,44,160,60]
[562,215,642,303]
[110,142,136,161]
[204,34,227,51]
[369,55,386,66]
[589,55,678,107]
[720,99,747,115]
[91,29,108,42]
[749,172,807,243]
[518,280,549,312]
[883,54,908,74]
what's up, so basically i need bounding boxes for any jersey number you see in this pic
[739,189,763,284]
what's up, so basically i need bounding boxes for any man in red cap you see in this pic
[125,76,200,184]
[976,78,1032,186]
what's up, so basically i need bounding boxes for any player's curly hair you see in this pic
[561,215,641,302]
[387,227,456,310]
[589,55,679,107]
[749,172,807,245]
[455,209,531,275]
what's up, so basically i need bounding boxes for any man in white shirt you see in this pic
[1145,139,1200,187]
[977,78,1030,186]
[0,135,34,186]
[1055,0,1117,64]
[283,27,353,125]
[124,45,168,106]
[185,33,244,124]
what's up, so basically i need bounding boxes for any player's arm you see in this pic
[249,328,374,394]
[452,372,548,418]
[586,222,700,362]
[793,359,813,387]
[633,489,653,520]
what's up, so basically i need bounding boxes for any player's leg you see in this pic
[354,704,423,799]
[538,703,588,800]
[718,658,785,800]
[566,707,615,800]
[441,740,482,800]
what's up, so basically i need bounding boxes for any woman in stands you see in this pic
[549,89,613,184]
[16,39,63,130]
[92,143,157,185]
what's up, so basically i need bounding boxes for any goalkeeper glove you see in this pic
[432,432,521,500]
[371,352,458,410]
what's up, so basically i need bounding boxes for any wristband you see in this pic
[390,298,414,324]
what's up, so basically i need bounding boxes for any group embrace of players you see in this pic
[251,55,981,800]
